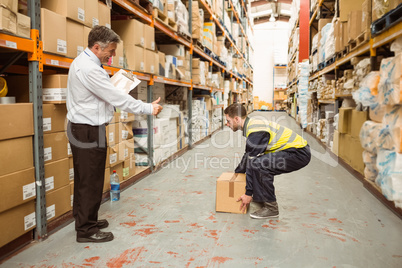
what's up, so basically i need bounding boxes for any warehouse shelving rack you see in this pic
[291,0,402,218]
[0,0,255,254]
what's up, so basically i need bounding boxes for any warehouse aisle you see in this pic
[2,112,402,267]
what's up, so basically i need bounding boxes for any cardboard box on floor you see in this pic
[216,173,247,214]
[350,136,365,175]
[338,108,352,134]
[44,132,69,163]
[44,158,70,193]
[45,185,72,222]
[350,109,368,138]
[0,136,33,176]
[0,200,36,248]
[0,167,35,213]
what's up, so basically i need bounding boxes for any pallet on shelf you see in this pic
[349,32,370,52]
[336,46,349,60]
[177,30,191,43]
[153,7,167,24]
[371,3,402,36]
[128,0,153,14]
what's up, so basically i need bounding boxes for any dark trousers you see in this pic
[247,145,311,202]
[67,121,107,238]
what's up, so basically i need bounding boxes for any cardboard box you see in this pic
[69,157,74,181]
[145,49,156,74]
[123,157,136,180]
[361,0,372,34]
[42,74,68,104]
[158,44,186,57]
[118,138,135,162]
[125,45,145,72]
[106,123,118,146]
[41,8,67,56]
[112,19,144,47]
[192,58,201,69]
[0,6,17,34]
[44,132,69,163]
[66,19,84,58]
[108,143,123,167]
[111,40,124,68]
[339,133,352,164]
[0,0,18,13]
[318,18,332,31]
[17,12,30,38]
[119,111,135,123]
[84,0,98,28]
[42,104,67,133]
[0,200,36,248]
[338,108,352,134]
[350,137,365,175]
[0,136,33,176]
[144,23,155,51]
[216,173,247,214]
[351,109,368,138]
[44,158,70,193]
[0,167,35,213]
[103,167,110,193]
[83,26,91,47]
[158,51,166,76]
[0,103,33,140]
[332,130,340,156]
[45,185,72,222]
[41,0,85,24]
[339,0,365,22]
[348,10,363,42]
[154,51,160,75]
[341,22,348,49]
[98,1,110,28]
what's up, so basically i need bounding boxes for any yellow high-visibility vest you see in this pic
[245,118,308,153]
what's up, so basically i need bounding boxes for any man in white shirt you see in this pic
[67,26,162,243]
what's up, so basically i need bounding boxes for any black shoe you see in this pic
[77,231,114,243]
[97,219,109,229]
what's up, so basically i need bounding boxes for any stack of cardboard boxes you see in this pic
[158,44,191,81]
[192,58,208,86]
[334,108,367,174]
[0,102,36,248]
[0,0,31,38]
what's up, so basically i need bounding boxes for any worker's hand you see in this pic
[152,97,163,115]
[237,194,252,213]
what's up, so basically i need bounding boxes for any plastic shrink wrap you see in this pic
[363,151,378,182]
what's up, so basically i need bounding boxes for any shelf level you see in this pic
[112,0,152,24]
[0,33,35,53]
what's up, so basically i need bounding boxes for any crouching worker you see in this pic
[224,104,311,219]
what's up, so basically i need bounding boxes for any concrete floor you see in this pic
[2,112,402,268]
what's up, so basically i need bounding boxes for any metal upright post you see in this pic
[188,2,193,149]
[29,0,47,241]
[147,82,154,170]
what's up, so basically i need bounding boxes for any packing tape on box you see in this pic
[228,173,238,198]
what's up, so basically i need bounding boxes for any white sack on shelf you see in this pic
[360,120,382,154]
[378,54,402,105]
[383,105,402,153]
[363,150,378,182]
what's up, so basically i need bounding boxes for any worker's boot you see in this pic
[250,201,279,219]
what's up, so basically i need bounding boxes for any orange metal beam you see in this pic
[112,0,152,24]
[0,33,34,53]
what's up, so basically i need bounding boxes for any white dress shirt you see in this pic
[67,48,153,126]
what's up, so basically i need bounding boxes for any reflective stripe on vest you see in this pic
[246,119,307,153]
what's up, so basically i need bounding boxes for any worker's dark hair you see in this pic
[224,103,247,119]
[88,25,121,49]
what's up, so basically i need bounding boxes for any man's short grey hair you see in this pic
[88,25,121,49]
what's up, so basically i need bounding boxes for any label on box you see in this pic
[23,182,36,200]
[109,132,114,143]
[78,8,85,21]
[46,204,55,220]
[69,167,74,181]
[110,153,117,165]
[124,148,128,158]
[43,88,67,101]
[140,62,144,71]
[57,39,67,54]
[77,46,84,57]
[43,118,51,132]
[122,130,128,140]
[106,23,111,29]
[151,66,154,73]
[45,176,54,192]
[44,147,52,162]
[67,143,72,155]
[119,57,124,67]
[24,212,36,231]
[140,37,144,47]
[71,194,73,208]
[177,60,184,67]
[151,42,155,50]
[120,111,128,120]
[123,167,129,177]
[92,17,99,27]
